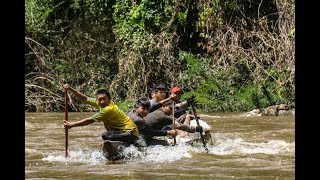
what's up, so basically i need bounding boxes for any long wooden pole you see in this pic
[190,103,209,153]
[172,101,176,146]
[64,89,69,157]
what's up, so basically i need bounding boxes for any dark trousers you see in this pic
[177,114,187,124]
[146,138,169,146]
[102,131,138,145]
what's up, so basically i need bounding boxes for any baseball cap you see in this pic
[170,87,184,94]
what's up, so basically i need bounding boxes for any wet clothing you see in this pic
[143,109,173,144]
[88,98,139,145]
[101,131,137,145]
[145,108,197,133]
[149,99,163,112]
[127,109,168,146]
[173,100,189,118]
[149,98,158,108]
[146,138,170,146]
[168,100,189,123]
[176,113,187,124]
[149,98,189,117]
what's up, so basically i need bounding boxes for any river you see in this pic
[25,112,295,179]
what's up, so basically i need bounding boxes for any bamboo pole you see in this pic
[190,103,209,153]
[64,89,69,157]
[172,101,176,146]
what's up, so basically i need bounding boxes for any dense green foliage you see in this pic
[25,0,295,112]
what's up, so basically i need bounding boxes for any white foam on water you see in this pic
[41,143,199,165]
[49,143,202,164]
[209,137,294,155]
[41,135,294,164]
[25,148,40,154]
[25,121,34,128]
[138,143,194,163]
[42,149,106,165]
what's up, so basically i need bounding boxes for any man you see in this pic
[149,84,167,108]
[148,83,181,112]
[170,87,196,125]
[127,97,177,147]
[63,84,139,146]
[143,101,203,145]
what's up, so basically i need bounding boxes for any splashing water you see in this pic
[209,138,294,155]
[42,149,105,165]
[26,112,295,179]
[41,135,293,165]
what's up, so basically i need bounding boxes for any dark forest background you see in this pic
[25,0,295,113]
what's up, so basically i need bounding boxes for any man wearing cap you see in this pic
[170,87,196,125]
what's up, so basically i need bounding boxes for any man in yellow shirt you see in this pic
[63,84,139,146]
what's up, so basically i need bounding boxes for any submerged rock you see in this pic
[244,103,295,116]
[243,109,262,117]
[262,105,278,116]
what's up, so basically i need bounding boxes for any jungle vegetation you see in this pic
[25,0,295,112]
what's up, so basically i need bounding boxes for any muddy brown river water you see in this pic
[25,112,295,179]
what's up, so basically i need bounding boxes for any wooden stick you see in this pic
[190,103,209,153]
[172,101,176,145]
[64,89,69,157]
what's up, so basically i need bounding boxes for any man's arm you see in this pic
[174,100,188,110]
[63,83,88,103]
[172,120,202,133]
[143,127,176,137]
[64,117,95,129]
[149,94,177,112]
[174,96,196,110]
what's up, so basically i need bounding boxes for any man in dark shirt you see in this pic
[169,87,196,125]
[149,84,167,108]
[144,101,203,145]
[127,97,177,147]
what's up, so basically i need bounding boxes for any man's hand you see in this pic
[169,93,177,100]
[64,120,74,129]
[167,129,177,136]
[171,122,181,129]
